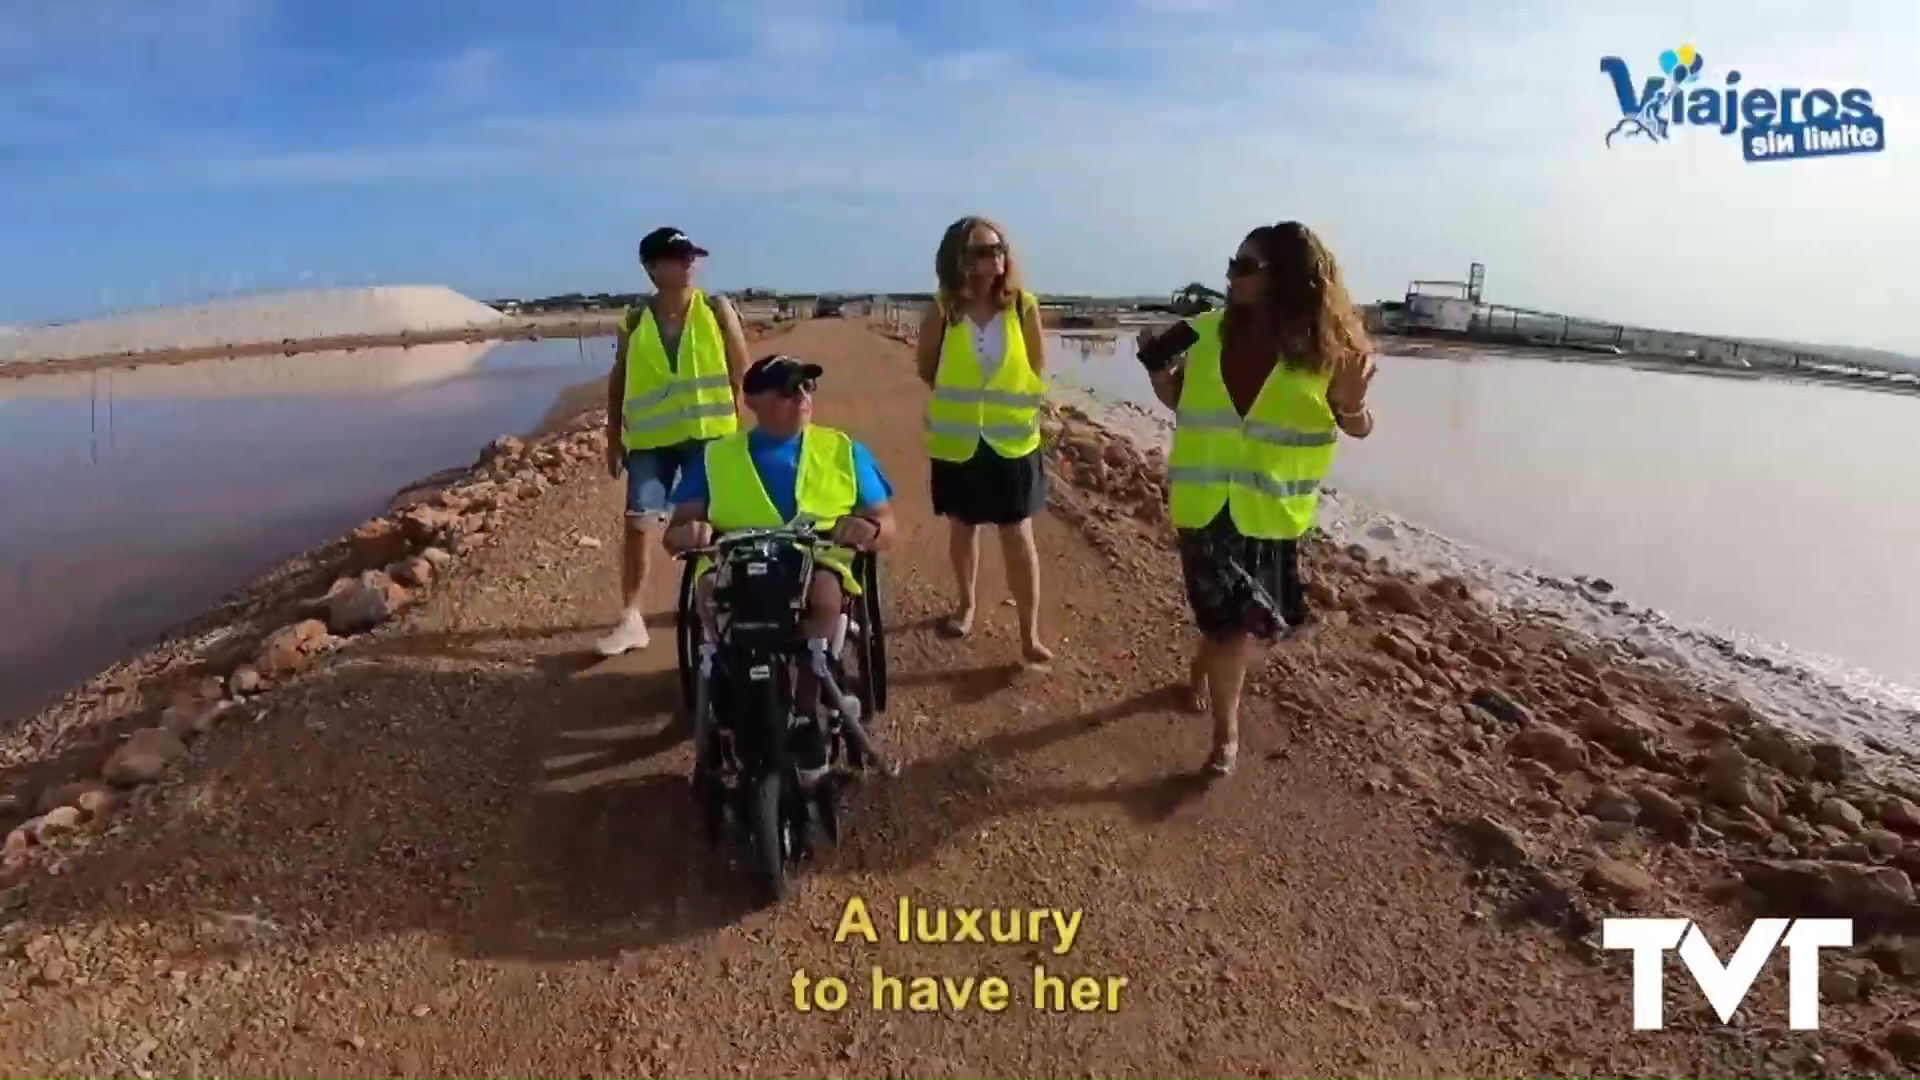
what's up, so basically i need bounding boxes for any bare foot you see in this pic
[1021,639,1054,666]
[936,610,974,639]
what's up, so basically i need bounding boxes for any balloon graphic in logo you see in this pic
[1659,45,1704,85]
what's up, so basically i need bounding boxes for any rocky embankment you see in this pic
[0,422,609,877]
[1040,401,1920,1071]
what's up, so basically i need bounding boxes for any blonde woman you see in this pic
[914,215,1053,665]
[1140,222,1376,775]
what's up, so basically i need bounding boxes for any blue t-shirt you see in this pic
[671,428,893,520]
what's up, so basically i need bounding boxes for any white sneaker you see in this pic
[595,610,651,656]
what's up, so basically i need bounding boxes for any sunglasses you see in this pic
[1226,255,1266,279]
[966,242,1007,261]
[773,378,816,399]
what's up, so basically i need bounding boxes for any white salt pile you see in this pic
[0,286,508,364]
[0,342,500,403]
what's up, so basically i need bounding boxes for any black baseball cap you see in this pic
[638,227,708,263]
[743,354,824,395]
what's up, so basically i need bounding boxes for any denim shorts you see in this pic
[624,441,700,522]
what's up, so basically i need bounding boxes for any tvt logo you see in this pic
[1601,917,1853,1031]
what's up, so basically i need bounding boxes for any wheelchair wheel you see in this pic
[857,553,888,715]
[675,557,701,712]
[749,769,791,905]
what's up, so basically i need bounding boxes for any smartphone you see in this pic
[1137,320,1199,374]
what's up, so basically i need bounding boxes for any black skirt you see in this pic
[1175,510,1306,642]
[929,439,1048,526]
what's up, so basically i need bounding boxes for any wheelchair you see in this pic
[671,519,890,904]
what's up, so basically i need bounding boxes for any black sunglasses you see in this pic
[774,378,817,398]
[966,242,1007,261]
[1226,255,1266,279]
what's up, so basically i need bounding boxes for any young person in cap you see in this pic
[597,227,751,656]
[663,355,896,663]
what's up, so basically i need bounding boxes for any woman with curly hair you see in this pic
[914,215,1053,666]
[1137,222,1377,775]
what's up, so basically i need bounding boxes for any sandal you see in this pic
[1205,742,1239,777]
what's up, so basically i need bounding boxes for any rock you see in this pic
[1820,966,1863,1003]
[1811,741,1858,783]
[389,556,433,588]
[479,434,525,465]
[1455,814,1531,867]
[1466,647,1505,671]
[574,535,602,550]
[1583,858,1662,908]
[347,518,410,569]
[326,571,410,635]
[1864,829,1905,857]
[1830,842,1874,863]
[1820,797,1867,834]
[1573,700,1657,760]
[1469,688,1531,727]
[1371,580,1427,616]
[1506,726,1586,772]
[1689,716,1734,743]
[34,805,84,838]
[1882,1021,1920,1064]
[1631,785,1697,844]
[1713,699,1755,727]
[1585,787,1639,824]
[1882,796,1920,835]
[3,827,31,859]
[1740,859,1916,920]
[1743,729,1816,778]
[1701,745,1777,816]
[229,666,264,695]
[254,619,334,679]
[162,698,225,738]
[76,787,118,821]
[1868,938,1920,979]
[1373,631,1422,669]
[35,781,113,817]
[396,505,462,545]
[102,727,188,787]
[1590,820,1636,842]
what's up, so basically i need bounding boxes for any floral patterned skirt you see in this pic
[1175,510,1306,643]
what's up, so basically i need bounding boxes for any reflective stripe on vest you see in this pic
[924,291,1046,461]
[1165,311,1338,540]
[701,424,863,595]
[622,290,738,451]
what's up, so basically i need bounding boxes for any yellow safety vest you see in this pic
[621,290,737,451]
[702,425,864,595]
[1166,311,1338,540]
[924,290,1046,462]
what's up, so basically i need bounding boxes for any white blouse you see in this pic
[953,310,1009,382]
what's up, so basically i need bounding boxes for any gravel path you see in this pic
[2,319,1917,1077]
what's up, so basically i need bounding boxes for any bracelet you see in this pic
[1334,404,1369,421]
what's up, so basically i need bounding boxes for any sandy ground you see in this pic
[4,319,1920,1077]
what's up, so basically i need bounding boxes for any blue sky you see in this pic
[3,0,1916,351]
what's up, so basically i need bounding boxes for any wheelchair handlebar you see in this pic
[670,521,846,561]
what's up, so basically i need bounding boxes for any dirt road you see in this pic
[3,318,1917,1077]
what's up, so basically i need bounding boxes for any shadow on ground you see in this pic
[19,622,1213,967]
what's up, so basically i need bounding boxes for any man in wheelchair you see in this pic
[662,354,897,716]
